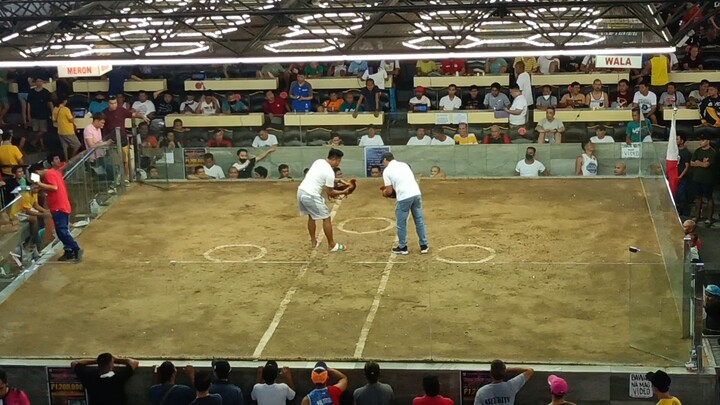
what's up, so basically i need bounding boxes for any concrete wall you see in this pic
[1,363,715,405]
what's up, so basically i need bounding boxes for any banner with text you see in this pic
[47,367,87,405]
[184,147,207,177]
[364,146,391,177]
[58,64,112,78]
[595,56,642,69]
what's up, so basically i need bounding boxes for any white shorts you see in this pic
[298,189,330,220]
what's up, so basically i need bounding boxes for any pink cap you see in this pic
[548,375,568,396]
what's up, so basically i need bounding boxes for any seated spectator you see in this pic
[441,58,465,76]
[301,362,347,405]
[149,361,195,405]
[515,147,548,177]
[228,166,240,179]
[535,85,558,110]
[203,153,225,179]
[514,56,538,73]
[354,361,394,405]
[614,162,627,176]
[154,91,178,118]
[327,133,343,147]
[547,375,575,405]
[180,93,199,114]
[319,91,343,112]
[580,55,597,73]
[474,360,534,405]
[233,147,276,178]
[304,62,325,78]
[537,55,559,74]
[485,58,508,74]
[439,84,462,111]
[625,108,652,143]
[586,79,609,109]
[576,141,598,176]
[632,83,658,124]
[191,370,222,405]
[328,61,347,77]
[659,82,686,111]
[359,126,384,146]
[409,87,432,111]
[355,78,381,118]
[505,85,528,126]
[257,63,285,79]
[483,125,511,144]
[222,93,249,114]
[172,118,189,133]
[348,60,368,77]
[589,126,614,143]
[207,129,232,148]
[148,166,159,179]
[430,166,446,179]
[705,285,720,332]
[699,83,720,127]
[14,182,48,259]
[210,360,243,405]
[611,79,632,108]
[289,74,313,112]
[88,92,108,115]
[138,122,159,148]
[132,90,156,119]
[196,92,221,115]
[430,127,456,146]
[264,91,289,118]
[253,129,279,148]
[116,93,131,110]
[252,361,296,405]
[462,85,482,110]
[559,82,586,108]
[0,129,23,176]
[453,122,478,144]
[186,167,209,180]
[278,164,292,180]
[412,375,452,405]
[688,79,710,108]
[536,107,565,144]
[700,26,720,47]
[370,165,382,177]
[340,93,357,112]
[416,60,439,76]
[0,368,31,405]
[407,127,431,145]
[683,45,704,71]
[72,353,139,405]
[483,83,510,110]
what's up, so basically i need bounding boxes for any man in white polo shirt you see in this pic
[297,148,350,252]
[358,125,384,146]
[515,147,548,177]
[407,127,432,145]
[439,84,462,111]
[380,152,429,255]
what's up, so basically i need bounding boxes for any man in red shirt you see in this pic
[441,59,466,76]
[301,362,347,405]
[206,129,233,148]
[30,154,82,262]
[263,90,289,118]
[412,375,453,405]
[102,95,149,182]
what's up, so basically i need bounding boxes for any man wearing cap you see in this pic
[354,361,394,405]
[705,285,720,333]
[646,370,681,405]
[222,93,249,114]
[210,360,244,405]
[252,361,296,405]
[301,362,348,405]
[547,375,575,405]
[690,133,716,226]
[409,87,432,110]
[473,360,533,405]
[149,361,196,405]
[89,92,108,115]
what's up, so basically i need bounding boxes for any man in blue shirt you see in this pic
[348,60,368,76]
[149,361,195,405]
[221,93,249,114]
[88,92,108,115]
[104,67,141,96]
[210,360,244,405]
[290,73,313,112]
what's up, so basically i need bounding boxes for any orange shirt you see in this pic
[323,99,343,112]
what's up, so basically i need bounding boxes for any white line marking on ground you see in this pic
[354,261,407,264]
[203,244,267,263]
[169,260,310,265]
[338,217,395,234]
[354,252,397,359]
[252,199,344,359]
[434,244,496,264]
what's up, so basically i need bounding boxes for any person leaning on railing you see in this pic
[0,368,30,405]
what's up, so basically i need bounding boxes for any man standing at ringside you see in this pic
[380,152,429,255]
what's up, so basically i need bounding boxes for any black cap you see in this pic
[699,132,712,140]
[212,360,231,375]
[646,370,671,392]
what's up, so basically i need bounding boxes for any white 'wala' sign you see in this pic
[629,373,653,398]
[595,55,642,69]
[57,64,112,78]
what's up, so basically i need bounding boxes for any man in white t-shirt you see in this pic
[515,147,548,177]
[180,93,199,114]
[358,126,384,146]
[514,61,533,106]
[407,127,432,145]
[252,361,296,405]
[297,148,350,252]
[252,129,279,148]
[632,83,658,124]
[408,87,432,110]
[439,84,462,111]
[131,90,156,118]
[430,127,456,145]
[505,85,528,126]
[381,152,428,255]
[589,126,615,143]
[203,153,225,179]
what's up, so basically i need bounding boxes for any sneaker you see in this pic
[57,251,75,262]
[705,219,713,226]
[420,245,429,254]
[330,243,346,252]
[74,249,84,262]
[392,246,409,255]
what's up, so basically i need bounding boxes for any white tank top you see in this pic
[200,100,216,115]
[588,92,605,109]
[581,153,598,176]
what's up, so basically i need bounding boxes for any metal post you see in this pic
[692,262,705,372]
[114,128,124,191]
[682,235,692,338]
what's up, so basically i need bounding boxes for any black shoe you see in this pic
[57,251,74,261]
[74,249,84,262]
[392,246,409,255]
[420,245,429,254]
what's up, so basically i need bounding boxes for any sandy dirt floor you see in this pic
[0,179,688,365]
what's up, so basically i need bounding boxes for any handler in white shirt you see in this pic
[515,146,548,177]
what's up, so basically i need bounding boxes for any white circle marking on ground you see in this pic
[435,244,497,264]
[203,244,268,263]
[338,217,396,234]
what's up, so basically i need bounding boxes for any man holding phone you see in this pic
[30,153,83,262]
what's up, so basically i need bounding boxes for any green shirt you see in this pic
[691,147,716,184]
[340,101,357,112]
[625,119,652,142]
[304,65,325,77]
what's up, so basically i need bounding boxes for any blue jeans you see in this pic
[52,211,80,253]
[395,195,428,248]
[388,88,397,112]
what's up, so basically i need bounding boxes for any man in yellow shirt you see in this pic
[514,57,539,73]
[453,123,478,144]
[53,97,80,159]
[415,60,439,76]
[648,54,670,87]
[0,129,22,176]
[647,370,681,405]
